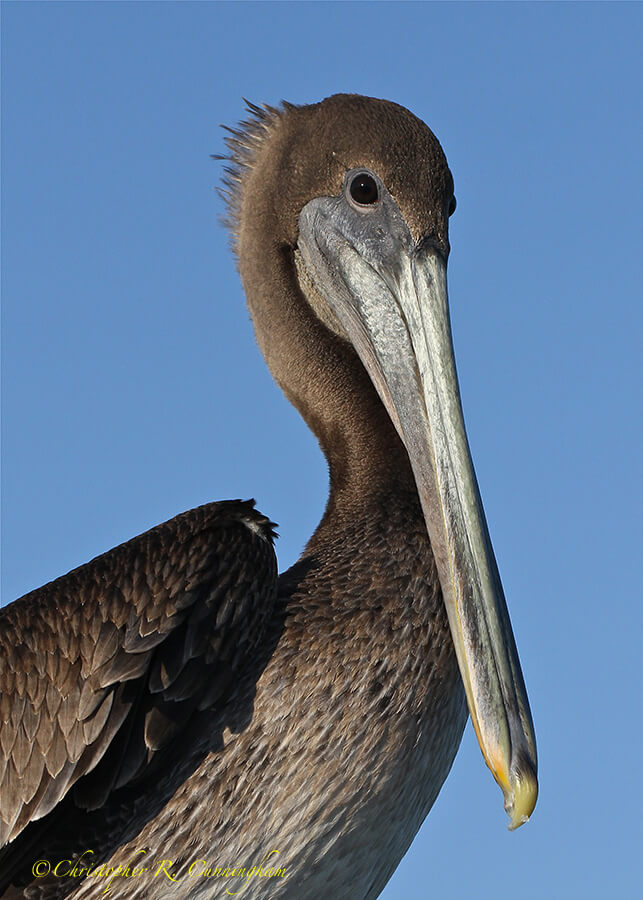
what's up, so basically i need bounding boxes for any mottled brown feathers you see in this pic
[0,500,277,853]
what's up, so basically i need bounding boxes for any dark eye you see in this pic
[448,195,457,216]
[349,173,379,206]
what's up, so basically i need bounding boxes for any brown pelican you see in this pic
[0,94,537,899]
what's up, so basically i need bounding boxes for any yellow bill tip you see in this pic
[503,758,538,830]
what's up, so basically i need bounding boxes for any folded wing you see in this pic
[0,499,277,848]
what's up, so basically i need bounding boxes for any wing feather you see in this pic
[0,499,277,847]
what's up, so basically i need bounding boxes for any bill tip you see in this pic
[504,758,538,830]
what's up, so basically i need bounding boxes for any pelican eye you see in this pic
[348,172,379,206]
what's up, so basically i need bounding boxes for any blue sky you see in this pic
[2,2,641,898]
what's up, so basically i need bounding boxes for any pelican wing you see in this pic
[0,500,277,848]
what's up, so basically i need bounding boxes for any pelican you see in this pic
[0,94,537,899]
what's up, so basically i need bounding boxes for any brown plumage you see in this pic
[1,94,536,899]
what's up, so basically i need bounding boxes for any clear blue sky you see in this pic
[2,2,641,898]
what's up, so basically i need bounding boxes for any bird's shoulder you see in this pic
[0,499,278,849]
